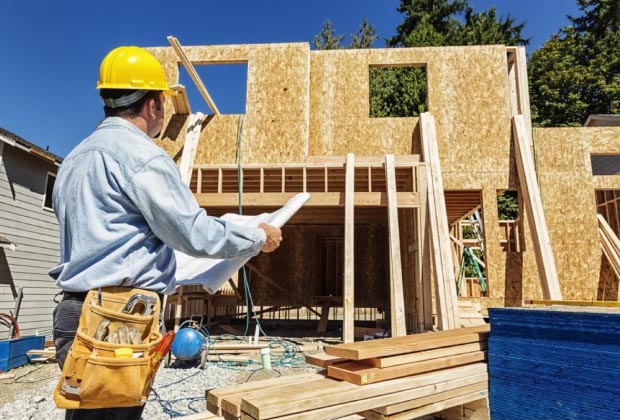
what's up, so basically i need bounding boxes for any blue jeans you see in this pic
[53,296,146,420]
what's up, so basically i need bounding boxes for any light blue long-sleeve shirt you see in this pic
[49,117,266,294]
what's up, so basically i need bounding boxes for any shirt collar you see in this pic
[97,117,154,143]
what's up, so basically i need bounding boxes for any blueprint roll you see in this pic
[174,192,310,293]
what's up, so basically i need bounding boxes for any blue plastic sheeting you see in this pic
[488,307,620,420]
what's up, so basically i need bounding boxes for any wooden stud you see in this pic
[385,154,407,337]
[343,153,355,343]
[178,113,205,185]
[419,113,459,330]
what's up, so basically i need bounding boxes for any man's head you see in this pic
[97,46,176,137]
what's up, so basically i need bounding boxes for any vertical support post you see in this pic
[420,112,459,330]
[385,154,407,337]
[416,165,433,331]
[174,112,205,332]
[343,153,355,343]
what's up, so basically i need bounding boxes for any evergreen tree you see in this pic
[529,0,620,126]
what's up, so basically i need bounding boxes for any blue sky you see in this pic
[0,1,580,158]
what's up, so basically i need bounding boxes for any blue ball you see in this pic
[171,328,204,360]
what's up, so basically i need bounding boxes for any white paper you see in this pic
[174,192,310,293]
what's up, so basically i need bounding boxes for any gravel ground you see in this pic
[0,351,318,420]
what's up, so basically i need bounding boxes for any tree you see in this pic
[313,19,378,50]
[529,0,620,126]
[389,0,528,48]
[312,20,346,50]
[350,18,379,49]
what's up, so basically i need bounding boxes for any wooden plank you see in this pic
[240,366,488,420]
[195,192,420,208]
[206,372,326,415]
[416,166,432,332]
[304,352,348,368]
[176,411,225,420]
[512,116,562,300]
[327,351,487,385]
[385,154,406,337]
[170,84,192,115]
[373,380,487,416]
[343,153,355,343]
[600,228,620,279]
[361,341,488,368]
[179,112,206,185]
[316,299,331,333]
[419,113,459,330]
[167,36,220,115]
[361,390,488,420]
[324,325,489,360]
[524,299,620,308]
[222,376,328,418]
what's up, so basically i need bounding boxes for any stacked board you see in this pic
[488,306,620,419]
[205,326,490,420]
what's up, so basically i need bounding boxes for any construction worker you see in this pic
[49,46,282,420]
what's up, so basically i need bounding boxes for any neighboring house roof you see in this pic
[0,127,63,165]
[585,115,620,176]
[584,114,620,127]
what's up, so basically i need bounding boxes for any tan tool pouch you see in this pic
[54,287,163,409]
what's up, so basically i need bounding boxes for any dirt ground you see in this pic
[0,362,60,407]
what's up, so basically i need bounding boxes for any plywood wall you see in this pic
[147,40,620,308]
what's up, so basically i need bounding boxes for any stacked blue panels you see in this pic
[488,307,620,420]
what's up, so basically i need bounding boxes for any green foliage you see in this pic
[313,1,528,119]
[312,20,346,50]
[350,18,379,49]
[497,191,519,220]
[313,19,378,50]
[389,0,528,48]
[529,0,620,127]
[370,67,427,117]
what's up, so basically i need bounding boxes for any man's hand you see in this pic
[259,223,282,253]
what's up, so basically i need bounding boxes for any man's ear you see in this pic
[145,97,157,117]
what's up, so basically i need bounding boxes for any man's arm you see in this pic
[127,155,280,258]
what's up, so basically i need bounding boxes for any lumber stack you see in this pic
[205,326,489,420]
[488,306,620,419]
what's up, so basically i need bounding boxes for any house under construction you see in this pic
[146,40,620,341]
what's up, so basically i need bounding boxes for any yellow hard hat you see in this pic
[97,46,175,95]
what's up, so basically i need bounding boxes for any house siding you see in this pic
[0,145,60,340]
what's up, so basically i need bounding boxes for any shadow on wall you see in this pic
[0,248,16,299]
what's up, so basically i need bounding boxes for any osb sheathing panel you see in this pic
[309,46,512,178]
[148,43,310,164]
[535,128,602,300]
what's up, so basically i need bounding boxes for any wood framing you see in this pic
[145,40,620,329]
[385,154,407,336]
[419,113,459,329]
[167,36,220,115]
[343,153,355,343]
[512,116,562,300]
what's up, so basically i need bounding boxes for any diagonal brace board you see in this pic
[512,115,562,300]
[419,112,459,330]
[168,35,220,115]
